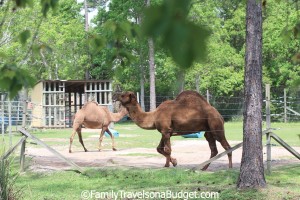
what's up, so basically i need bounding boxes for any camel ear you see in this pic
[129,93,136,102]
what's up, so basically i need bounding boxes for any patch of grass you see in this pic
[13,164,300,200]
[0,144,22,200]
[2,122,299,152]
[264,122,300,147]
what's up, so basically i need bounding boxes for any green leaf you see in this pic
[293,23,300,39]
[40,0,59,17]
[0,52,7,59]
[14,0,33,8]
[40,44,53,53]
[19,30,31,45]
[142,0,210,68]
[88,34,106,53]
[0,64,36,99]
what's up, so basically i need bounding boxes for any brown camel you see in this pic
[119,90,232,170]
[69,101,128,153]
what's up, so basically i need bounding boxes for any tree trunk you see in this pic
[178,69,185,93]
[148,38,156,111]
[237,0,266,189]
[84,0,90,80]
[140,63,146,111]
[40,49,51,80]
[137,15,146,111]
[147,0,156,111]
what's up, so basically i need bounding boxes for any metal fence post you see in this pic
[265,84,271,174]
[8,100,12,148]
[284,88,287,123]
[22,90,28,129]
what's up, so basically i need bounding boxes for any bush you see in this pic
[0,145,21,200]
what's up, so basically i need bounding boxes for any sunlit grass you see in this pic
[12,164,300,200]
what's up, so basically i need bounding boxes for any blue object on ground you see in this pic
[104,129,119,137]
[182,132,204,138]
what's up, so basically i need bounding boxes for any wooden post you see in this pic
[19,128,83,173]
[20,89,28,172]
[270,132,300,160]
[20,137,26,172]
[1,136,27,160]
[284,88,287,123]
[265,84,271,174]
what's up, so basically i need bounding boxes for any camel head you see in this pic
[119,91,138,107]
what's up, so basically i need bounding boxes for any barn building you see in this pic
[30,80,113,128]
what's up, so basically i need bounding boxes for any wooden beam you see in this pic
[270,132,300,160]
[2,136,27,160]
[19,128,84,173]
[197,142,243,170]
[196,129,273,170]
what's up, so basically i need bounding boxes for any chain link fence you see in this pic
[1,86,299,134]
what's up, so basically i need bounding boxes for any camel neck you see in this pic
[109,107,128,122]
[128,103,156,130]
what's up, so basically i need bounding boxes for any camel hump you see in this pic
[82,101,99,109]
[175,90,208,104]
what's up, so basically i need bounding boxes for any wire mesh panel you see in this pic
[43,81,65,127]
[85,81,112,105]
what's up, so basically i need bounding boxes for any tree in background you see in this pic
[146,0,156,111]
[0,0,87,82]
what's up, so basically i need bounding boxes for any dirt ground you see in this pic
[24,130,300,172]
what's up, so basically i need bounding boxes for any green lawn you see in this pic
[1,122,300,200]
[1,121,299,151]
[11,164,300,200]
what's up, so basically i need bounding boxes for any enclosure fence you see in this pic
[1,85,300,134]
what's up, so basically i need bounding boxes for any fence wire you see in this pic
[1,87,300,133]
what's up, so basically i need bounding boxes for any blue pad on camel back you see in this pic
[104,129,119,137]
[182,132,204,138]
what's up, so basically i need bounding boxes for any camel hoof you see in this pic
[69,150,72,153]
[112,148,117,151]
[164,164,170,167]
[84,149,88,152]
[172,158,177,167]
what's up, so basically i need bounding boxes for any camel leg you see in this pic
[105,128,117,151]
[157,133,177,167]
[69,128,77,153]
[202,132,218,170]
[215,132,232,169]
[164,136,177,167]
[98,128,106,151]
[77,128,88,152]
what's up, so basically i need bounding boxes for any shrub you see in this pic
[0,143,21,200]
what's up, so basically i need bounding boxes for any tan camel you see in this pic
[69,101,128,153]
[119,90,232,170]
